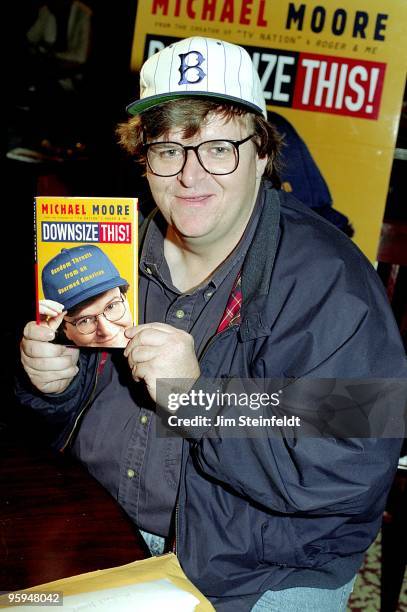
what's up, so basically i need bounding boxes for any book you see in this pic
[34,196,138,348]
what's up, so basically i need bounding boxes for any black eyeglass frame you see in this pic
[143,134,256,177]
[64,295,127,335]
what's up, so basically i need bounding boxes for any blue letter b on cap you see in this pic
[178,51,206,85]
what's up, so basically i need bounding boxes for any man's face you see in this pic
[63,288,133,348]
[146,113,267,250]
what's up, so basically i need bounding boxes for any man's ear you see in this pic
[256,154,268,179]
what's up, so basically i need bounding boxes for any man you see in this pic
[18,37,406,611]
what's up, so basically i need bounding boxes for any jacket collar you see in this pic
[239,182,281,341]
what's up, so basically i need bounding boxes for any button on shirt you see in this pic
[71,191,265,537]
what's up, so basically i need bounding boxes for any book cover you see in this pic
[34,196,138,348]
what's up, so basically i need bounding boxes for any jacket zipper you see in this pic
[175,323,240,556]
[198,323,240,363]
[174,502,179,554]
[59,353,101,452]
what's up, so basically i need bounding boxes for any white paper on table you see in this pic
[6,578,200,611]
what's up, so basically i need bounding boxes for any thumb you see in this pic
[47,312,66,333]
[124,325,138,339]
[63,346,80,364]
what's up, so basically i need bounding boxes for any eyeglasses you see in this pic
[144,134,255,177]
[64,296,127,335]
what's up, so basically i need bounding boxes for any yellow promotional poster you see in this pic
[130,0,407,261]
[34,196,138,349]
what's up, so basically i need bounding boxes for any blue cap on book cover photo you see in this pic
[42,245,129,310]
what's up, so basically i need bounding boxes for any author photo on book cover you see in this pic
[38,244,133,348]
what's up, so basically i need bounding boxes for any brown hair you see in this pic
[116,99,282,186]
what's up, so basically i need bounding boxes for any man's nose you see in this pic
[95,314,114,335]
[178,149,207,185]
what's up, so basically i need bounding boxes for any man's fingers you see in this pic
[39,300,65,316]
[26,365,79,384]
[63,346,80,364]
[124,329,168,356]
[21,353,77,373]
[128,346,157,365]
[21,339,68,359]
[131,362,149,382]
[24,313,64,336]
[46,312,65,332]
[134,329,165,346]
[24,321,55,342]
[37,380,72,394]
[125,322,175,340]
[123,323,198,399]
[20,318,80,395]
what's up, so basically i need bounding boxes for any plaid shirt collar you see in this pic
[216,271,242,333]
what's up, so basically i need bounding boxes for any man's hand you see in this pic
[21,314,80,394]
[38,298,65,318]
[124,323,200,403]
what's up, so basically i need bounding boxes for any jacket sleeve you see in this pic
[180,242,407,516]
[15,351,98,450]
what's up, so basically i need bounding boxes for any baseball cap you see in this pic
[126,37,267,118]
[42,245,128,310]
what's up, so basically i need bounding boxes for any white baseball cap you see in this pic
[126,37,267,118]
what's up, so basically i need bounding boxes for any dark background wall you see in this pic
[3,1,146,416]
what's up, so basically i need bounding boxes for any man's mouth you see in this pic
[94,330,123,346]
[176,194,213,205]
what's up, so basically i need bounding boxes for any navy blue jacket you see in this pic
[16,185,406,610]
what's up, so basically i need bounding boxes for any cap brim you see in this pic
[126,91,265,117]
[62,277,129,310]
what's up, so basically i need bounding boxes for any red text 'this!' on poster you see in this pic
[293,53,386,119]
